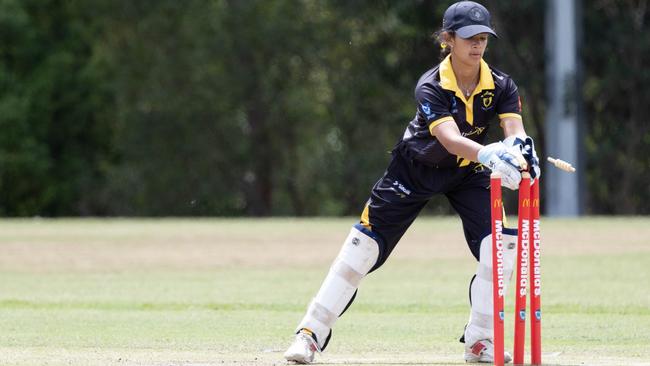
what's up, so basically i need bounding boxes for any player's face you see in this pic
[450,33,489,65]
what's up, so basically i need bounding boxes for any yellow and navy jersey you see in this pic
[401,54,522,168]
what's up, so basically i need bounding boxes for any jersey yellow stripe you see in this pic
[499,113,522,127]
[428,116,455,136]
[499,113,522,120]
[465,95,475,125]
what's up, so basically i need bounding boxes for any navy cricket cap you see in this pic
[442,1,498,39]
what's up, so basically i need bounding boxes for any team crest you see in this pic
[481,90,494,109]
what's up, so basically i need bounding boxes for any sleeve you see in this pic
[415,84,455,136]
[497,77,522,122]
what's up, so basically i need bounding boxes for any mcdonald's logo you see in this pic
[493,198,502,208]
[532,198,540,207]
[522,198,531,207]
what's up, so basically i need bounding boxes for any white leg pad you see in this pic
[465,232,517,346]
[296,226,379,348]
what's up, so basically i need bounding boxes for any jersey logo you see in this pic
[462,126,486,138]
[492,71,504,81]
[420,102,436,120]
[481,90,494,110]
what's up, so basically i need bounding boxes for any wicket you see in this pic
[490,172,542,366]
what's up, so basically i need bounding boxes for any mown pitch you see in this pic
[0,217,649,366]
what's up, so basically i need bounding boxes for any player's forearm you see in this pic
[432,122,483,162]
[501,116,526,138]
[440,134,483,162]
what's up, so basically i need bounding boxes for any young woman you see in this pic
[284,1,539,363]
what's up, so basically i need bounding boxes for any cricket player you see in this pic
[284,1,540,363]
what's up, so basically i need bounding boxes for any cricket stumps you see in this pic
[490,173,542,366]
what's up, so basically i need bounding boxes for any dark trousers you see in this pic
[362,144,492,271]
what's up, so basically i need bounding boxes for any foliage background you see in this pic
[0,0,647,216]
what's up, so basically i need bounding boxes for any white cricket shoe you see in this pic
[464,339,512,363]
[284,330,319,364]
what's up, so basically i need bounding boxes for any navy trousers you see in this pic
[362,143,492,271]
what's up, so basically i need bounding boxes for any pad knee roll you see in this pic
[297,226,379,348]
[476,229,518,288]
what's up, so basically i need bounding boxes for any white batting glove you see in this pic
[478,142,526,190]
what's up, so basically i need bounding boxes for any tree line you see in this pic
[0,0,647,216]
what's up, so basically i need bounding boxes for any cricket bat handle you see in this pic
[547,157,576,173]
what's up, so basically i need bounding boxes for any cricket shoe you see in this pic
[284,329,319,364]
[464,339,512,363]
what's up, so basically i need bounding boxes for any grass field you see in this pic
[0,217,649,366]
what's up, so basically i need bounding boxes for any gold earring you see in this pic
[441,43,447,49]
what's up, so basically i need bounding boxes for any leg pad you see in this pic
[465,230,517,345]
[296,226,380,349]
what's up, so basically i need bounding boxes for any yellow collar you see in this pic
[439,54,495,101]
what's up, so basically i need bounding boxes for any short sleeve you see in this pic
[415,84,455,135]
[497,77,522,121]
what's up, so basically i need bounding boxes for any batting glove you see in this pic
[477,142,526,190]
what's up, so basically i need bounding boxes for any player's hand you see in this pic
[477,142,525,190]
[504,136,541,181]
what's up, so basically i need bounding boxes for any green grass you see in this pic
[0,217,649,365]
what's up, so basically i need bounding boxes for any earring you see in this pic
[441,42,447,49]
